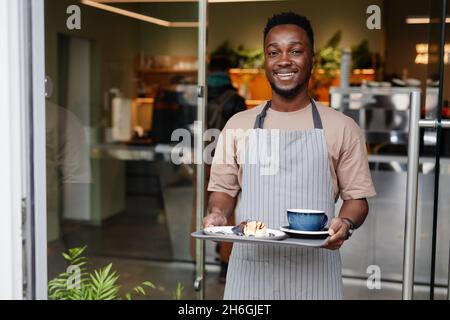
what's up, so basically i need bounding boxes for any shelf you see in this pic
[229,68,265,75]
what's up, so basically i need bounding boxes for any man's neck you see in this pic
[271,89,311,112]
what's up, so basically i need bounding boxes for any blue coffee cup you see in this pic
[287,209,328,231]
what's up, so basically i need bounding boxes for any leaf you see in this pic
[90,274,100,289]
[69,246,87,260]
[62,253,71,261]
[172,282,184,300]
[71,257,87,266]
[99,287,119,300]
[142,281,156,289]
[133,286,146,296]
[325,30,342,48]
[125,293,132,300]
[103,263,113,277]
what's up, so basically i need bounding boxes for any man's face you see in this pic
[264,24,314,99]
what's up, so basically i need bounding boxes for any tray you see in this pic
[191,230,329,248]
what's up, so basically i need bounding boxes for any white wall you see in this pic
[0,0,25,300]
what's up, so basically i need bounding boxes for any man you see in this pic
[203,12,376,300]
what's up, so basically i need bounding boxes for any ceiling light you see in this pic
[406,16,450,24]
[81,0,199,27]
[82,0,284,27]
[414,43,450,64]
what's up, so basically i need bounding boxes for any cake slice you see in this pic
[231,220,267,237]
[244,220,267,238]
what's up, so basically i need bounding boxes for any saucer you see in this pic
[280,226,330,239]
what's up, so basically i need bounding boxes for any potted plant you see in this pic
[48,246,184,300]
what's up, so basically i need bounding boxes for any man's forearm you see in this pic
[338,199,369,228]
[202,191,237,227]
[207,191,237,219]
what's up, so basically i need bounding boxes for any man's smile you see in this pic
[273,69,298,81]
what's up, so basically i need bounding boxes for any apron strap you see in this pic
[311,99,323,129]
[253,100,272,129]
[253,99,323,129]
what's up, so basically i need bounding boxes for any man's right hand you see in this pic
[202,212,227,228]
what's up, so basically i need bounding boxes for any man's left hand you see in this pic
[324,217,350,250]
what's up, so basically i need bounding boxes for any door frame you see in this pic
[0,0,27,300]
[29,0,48,300]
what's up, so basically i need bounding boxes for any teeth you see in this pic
[277,72,294,76]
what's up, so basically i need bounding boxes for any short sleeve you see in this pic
[207,124,241,198]
[337,120,376,200]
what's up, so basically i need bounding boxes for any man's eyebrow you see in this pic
[266,41,304,47]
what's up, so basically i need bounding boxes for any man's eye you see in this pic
[291,50,303,55]
[268,51,278,57]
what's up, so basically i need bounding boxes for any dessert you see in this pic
[231,220,267,238]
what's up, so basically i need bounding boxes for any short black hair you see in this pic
[263,12,314,52]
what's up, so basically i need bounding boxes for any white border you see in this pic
[0,0,25,300]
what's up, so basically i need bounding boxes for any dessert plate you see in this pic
[280,226,330,239]
[203,226,286,240]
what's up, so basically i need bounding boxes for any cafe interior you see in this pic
[44,0,450,299]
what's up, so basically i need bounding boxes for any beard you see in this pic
[268,81,303,99]
[268,73,311,99]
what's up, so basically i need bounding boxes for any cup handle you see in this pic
[321,215,328,229]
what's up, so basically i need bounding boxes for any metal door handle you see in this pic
[419,119,450,129]
[194,277,203,291]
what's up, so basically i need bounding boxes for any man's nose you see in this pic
[277,53,292,67]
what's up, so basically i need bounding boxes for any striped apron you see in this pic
[224,100,343,300]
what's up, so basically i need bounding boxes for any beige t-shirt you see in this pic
[208,101,376,201]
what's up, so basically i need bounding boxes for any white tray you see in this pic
[191,230,329,248]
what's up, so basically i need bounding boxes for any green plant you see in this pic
[48,246,156,300]
[172,282,184,300]
[211,41,264,68]
[314,30,343,78]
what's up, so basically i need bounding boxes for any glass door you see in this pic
[34,0,214,299]
[332,0,450,300]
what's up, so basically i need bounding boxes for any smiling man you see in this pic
[203,12,376,300]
